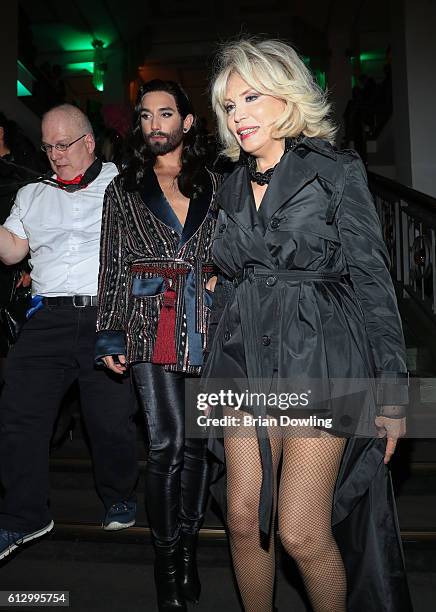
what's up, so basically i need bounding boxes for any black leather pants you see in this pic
[132,363,209,547]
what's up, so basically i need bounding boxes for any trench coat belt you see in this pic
[232,266,346,539]
[233,266,344,286]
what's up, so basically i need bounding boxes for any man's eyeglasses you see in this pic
[40,134,87,154]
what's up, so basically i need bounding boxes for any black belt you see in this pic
[42,295,98,307]
[234,266,345,286]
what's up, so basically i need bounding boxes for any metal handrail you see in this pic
[369,172,436,211]
[368,172,436,321]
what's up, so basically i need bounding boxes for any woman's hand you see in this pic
[102,354,127,375]
[374,415,406,463]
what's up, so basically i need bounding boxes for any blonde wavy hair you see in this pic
[211,38,337,160]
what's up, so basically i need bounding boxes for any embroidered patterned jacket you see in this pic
[96,166,221,374]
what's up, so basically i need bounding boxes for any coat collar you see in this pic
[216,165,259,236]
[138,165,214,249]
[219,165,254,225]
[178,168,213,249]
[256,146,318,224]
[138,166,182,234]
[218,147,318,229]
[297,136,337,160]
[217,137,337,229]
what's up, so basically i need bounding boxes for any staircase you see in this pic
[1,292,436,610]
[1,403,435,611]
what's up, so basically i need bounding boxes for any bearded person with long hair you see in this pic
[96,80,221,611]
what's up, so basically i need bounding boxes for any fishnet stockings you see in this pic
[224,415,346,612]
[224,414,282,612]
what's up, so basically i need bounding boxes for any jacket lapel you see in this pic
[217,166,257,236]
[138,166,182,234]
[178,168,213,249]
[257,149,318,226]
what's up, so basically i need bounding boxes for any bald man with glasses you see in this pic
[40,132,87,154]
[0,104,138,561]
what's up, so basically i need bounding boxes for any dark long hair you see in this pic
[123,80,207,197]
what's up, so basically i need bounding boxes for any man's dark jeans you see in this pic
[0,304,138,532]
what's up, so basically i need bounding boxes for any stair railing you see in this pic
[368,172,436,321]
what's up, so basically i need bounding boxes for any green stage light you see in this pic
[61,35,95,51]
[65,62,94,74]
[31,22,112,53]
[92,39,106,93]
[360,51,385,62]
[17,60,35,96]
[350,52,385,63]
[17,80,32,96]
[58,29,110,52]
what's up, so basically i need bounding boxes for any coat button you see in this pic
[218,224,226,234]
[262,335,271,346]
[270,218,280,230]
[224,330,231,341]
[266,275,277,287]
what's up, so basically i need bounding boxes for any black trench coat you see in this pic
[203,137,413,611]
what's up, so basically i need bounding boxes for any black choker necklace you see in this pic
[244,136,302,186]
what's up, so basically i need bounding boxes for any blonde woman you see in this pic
[203,39,412,612]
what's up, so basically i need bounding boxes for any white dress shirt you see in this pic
[3,161,117,297]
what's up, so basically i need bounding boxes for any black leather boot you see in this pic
[179,532,201,604]
[154,544,187,611]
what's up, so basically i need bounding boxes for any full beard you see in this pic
[144,124,184,156]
